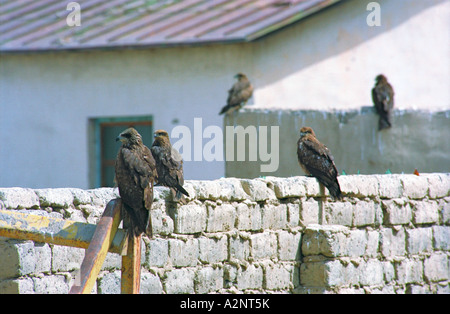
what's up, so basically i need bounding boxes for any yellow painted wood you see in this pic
[69,199,122,294]
[0,209,127,254]
[121,234,142,294]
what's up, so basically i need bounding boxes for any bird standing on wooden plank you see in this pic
[151,129,189,202]
[115,127,156,237]
[297,126,343,200]
[372,74,394,130]
[219,73,253,115]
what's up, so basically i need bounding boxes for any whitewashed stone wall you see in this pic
[0,173,449,294]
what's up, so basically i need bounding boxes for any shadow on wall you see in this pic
[251,0,447,89]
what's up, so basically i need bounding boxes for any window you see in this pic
[90,115,153,188]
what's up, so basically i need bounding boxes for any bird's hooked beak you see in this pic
[116,134,125,143]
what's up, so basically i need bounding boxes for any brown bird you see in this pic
[219,73,253,115]
[115,127,156,237]
[297,127,342,200]
[372,74,394,130]
[151,129,189,202]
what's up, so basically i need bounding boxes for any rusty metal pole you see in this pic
[121,234,141,294]
[69,198,122,294]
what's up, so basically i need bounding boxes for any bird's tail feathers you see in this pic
[122,203,152,237]
[378,115,392,130]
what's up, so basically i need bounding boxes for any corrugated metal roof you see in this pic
[0,0,342,52]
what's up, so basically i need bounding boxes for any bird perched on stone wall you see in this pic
[219,73,253,115]
[372,74,394,130]
[151,129,189,202]
[115,127,157,237]
[297,126,342,200]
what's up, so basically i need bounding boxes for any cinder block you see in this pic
[173,204,207,234]
[206,203,236,232]
[250,232,277,260]
[164,268,195,294]
[168,238,198,267]
[198,236,227,264]
[424,253,449,282]
[406,228,433,255]
[194,267,223,294]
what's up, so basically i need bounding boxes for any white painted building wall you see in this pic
[0,0,448,188]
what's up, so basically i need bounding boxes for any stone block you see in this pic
[0,278,34,294]
[216,178,248,201]
[366,231,380,257]
[263,262,293,290]
[35,188,74,209]
[33,275,70,294]
[261,204,287,230]
[236,264,264,290]
[206,203,236,232]
[164,268,195,294]
[406,228,433,255]
[34,242,52,274]
[427,174,450,199]
[359,260,384,286]
[377,175,403,199]
[168,238,198,267]
[269,176,307,199]
[189,180,220,200]
[145,238,169,268]
[424,253,449,282]
[198,236,227,264]
[140,272,163,294]
[442,201,450,225]
[71,188,93,206]
[0,188,40,209]
[0,239,35,279]
[346,230,367,257]
[173,204,207,234]
[300,260,344,288]
[52,245,85,272]
[324,201,353,226]
[97,271,120,294]
[432,226,450,251]
[353,201,376,227]
[302,224,349,258]
[229,234,250,261]
[277,231,301,261]
[396,259,424,285]
[236,203,262,231]
[380,227,406,258]
[401,175,429,199]
[150,207,174,236]
[299,198,320,226]
[194,267,223,294]
[250,232,277,260]
[411,200,439,224]
[286,203,300,227]
[352,175,379,197]
[382,199,412,225]
[241,178,276,201]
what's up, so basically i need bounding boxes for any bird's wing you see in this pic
[121,146,155,190]
[298,137,338,180]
